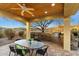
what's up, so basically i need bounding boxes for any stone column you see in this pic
[26,21,31,40]
[64,18,71,51]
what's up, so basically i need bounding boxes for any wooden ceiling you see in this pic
[0,3,64,21]
[0,3,79,22]
[64,3,79,17]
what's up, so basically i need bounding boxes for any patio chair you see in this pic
[35,45,48,56]
[34,38,41,42]
[15,44,30,56]
[15,39,21,41]
[9,45,17,56]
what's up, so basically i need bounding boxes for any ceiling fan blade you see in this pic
[10,8,21,10]
[26,10,34,16]
[17,3,23,8]
[26,8,34,11]
[22,4,26,7]
[21,10,25,16]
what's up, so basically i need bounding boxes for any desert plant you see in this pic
[4,29,15,40]
[0,30,4,38]
[19,31,26,39]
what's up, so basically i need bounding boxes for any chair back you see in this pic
[36,45,48,55]
[9,45,16,53]
[42,45,48,54]
[16,39,21,41]
[15,44,30,56]
[15,49,25,56]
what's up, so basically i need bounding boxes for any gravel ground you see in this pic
[0,38,15,46]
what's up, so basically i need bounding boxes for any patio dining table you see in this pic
[14,39,45,55]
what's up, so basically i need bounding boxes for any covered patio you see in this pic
[0,3,79,56]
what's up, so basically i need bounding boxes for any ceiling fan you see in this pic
[10,3,35,16]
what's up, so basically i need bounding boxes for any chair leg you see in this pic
[30,49,34,56]
[9,51,11,56]
[14,53,17,56]
[35,52,37,56]
[28,50,31,56]
[46,52,48,56]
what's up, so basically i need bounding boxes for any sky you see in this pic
[70,11,79,25]
[0,10,79,28]
[48,18,64,28]
[0,17,26,28]
[48,10,79,28]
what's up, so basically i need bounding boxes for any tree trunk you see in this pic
[42,30,44,32]
[41,27,45,33]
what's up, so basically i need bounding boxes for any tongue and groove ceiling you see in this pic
[0,3,79,22]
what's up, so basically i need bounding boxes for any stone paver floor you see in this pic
[0,41,79,56]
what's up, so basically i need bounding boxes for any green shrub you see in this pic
[0,30,4,38]
[19,31,26,39]
[4,29,15,40]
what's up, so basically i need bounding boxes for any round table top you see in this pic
[15,39,45,49]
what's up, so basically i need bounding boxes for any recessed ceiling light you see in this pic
[32,15,35,17]
[51,3,55,6]
[44,11,48,14]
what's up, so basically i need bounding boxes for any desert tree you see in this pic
[32,20,54,32]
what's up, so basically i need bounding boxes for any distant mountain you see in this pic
[0,26,26,30]
[0,26,7,30]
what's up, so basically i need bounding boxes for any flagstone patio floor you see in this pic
[0,41,79,56]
